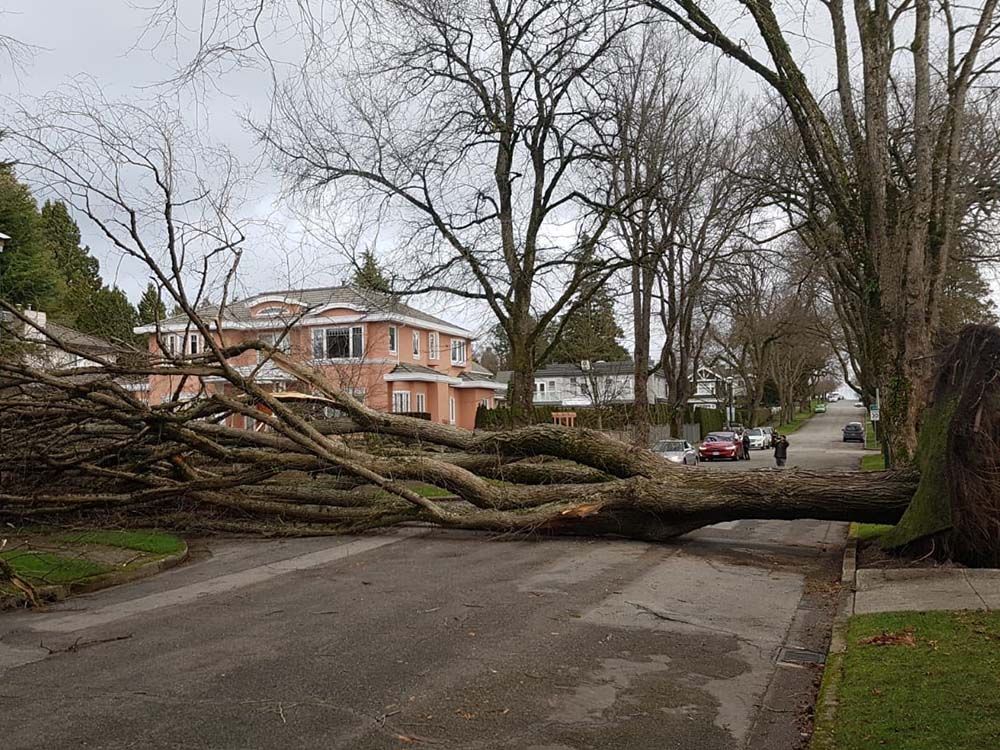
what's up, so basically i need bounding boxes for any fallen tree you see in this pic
[0,98,996,572]
[4,311,1000,566]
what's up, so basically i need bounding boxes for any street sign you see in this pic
[870,405,880,422]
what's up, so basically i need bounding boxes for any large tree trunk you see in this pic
[1,318,997,568]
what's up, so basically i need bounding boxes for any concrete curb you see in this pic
[4,543,189,609]
[808,535,857,749]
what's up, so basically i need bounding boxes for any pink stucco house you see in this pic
[134,285,503,429]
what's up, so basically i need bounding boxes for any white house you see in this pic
[496,360,667,407]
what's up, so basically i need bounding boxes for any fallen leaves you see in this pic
[858,627,916,647]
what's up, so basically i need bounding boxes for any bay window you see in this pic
[450,338,466,364]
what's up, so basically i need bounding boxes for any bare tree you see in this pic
[607,29,756,441]
[251,0,647,423]
[649,0,1000,465]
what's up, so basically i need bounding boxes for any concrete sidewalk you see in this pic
[854,567,1000,613]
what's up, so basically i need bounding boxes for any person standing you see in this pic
[742,430,751,461]
[773,434,789,467]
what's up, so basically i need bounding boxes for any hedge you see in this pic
[475,402,727,432]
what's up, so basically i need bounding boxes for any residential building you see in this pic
[133,285,503,429]
[495,360,667,407]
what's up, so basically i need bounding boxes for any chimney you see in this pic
[22,309,47,342]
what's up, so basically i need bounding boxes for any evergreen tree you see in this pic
[137,282,168,325]
[545,286,628,365]
[39,200,102,325]
[352,249,392,293]
[0,166,61,310]
[76,285,139,344]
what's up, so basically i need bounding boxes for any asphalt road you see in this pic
[0,404,865,750]
[701,400,868,472]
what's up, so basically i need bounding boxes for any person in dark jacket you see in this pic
[742,431,751,460]
[773,434,789,467]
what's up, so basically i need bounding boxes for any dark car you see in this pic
[699,431,742,461]
[842,422,865,443]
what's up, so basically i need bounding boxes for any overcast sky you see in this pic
[2,1,997,340]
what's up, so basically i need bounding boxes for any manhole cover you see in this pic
[778,647,826,665]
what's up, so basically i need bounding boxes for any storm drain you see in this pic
[777,647,826,666]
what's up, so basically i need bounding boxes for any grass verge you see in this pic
[812,611,1000,750]
[776,408,816,435]
[52,529,185,556]
[0,550,111,584]
[859,453,885,472]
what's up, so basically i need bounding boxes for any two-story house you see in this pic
[134,285,504,429]
[495,360,667,407]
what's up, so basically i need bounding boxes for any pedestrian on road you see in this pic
[773,434,789,467]
[742,431,751,460]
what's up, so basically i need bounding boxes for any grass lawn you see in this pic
[52,529,185,556]
[776,409,816,435]
[859,453,886,472]
[0,550,111,584]
[814,611,1000,750]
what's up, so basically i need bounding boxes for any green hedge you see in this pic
[475,402,726,432]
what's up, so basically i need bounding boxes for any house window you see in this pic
[479,398,491,408]
[311,326,364,359]
[188,333,201,355]
[428,332,440,360]
[450,338,466,364]
[415,393,426,413]
[164,334,177,355]
[388,326,398,354]
[536,382,546,394]
[392,391,411,413]
[412,330,421,359]
[449,396,456,424]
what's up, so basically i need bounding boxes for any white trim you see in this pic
[246,294,309,308]
[415,392,426,412]
[388,325,398,354]
[428,331,440,360]
[453,379,506,390]
[448,396,456,425]
[384,371,461,385]
[135,312,473,338]
[412,329,421,359]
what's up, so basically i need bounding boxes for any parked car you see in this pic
[699,431,743,461]
[842,422,865,442]
[759,426,775,448]
[653,438,699,466]
[814,402,827,413]
[854,400,866,409]
[747,427,768,450]
[827,392,842,402]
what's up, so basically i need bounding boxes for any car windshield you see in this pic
[749,428,762,436]
[705,432,734,442]
[845,423,862,429]
[654,440,685,452]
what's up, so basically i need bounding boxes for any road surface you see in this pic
[0,402,866,749]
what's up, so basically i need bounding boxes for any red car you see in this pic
[698,431,744,461]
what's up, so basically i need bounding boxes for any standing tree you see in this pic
[544,285,628,366]
[352,249,392,294]
[259,0,641,422]
[650,0,1000,464]
[137,282,168,326]
[0,165,60,311]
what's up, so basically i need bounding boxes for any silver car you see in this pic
[747,427,768,450]
[653,438,699,465]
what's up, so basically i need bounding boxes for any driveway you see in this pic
[0,405,862,749]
